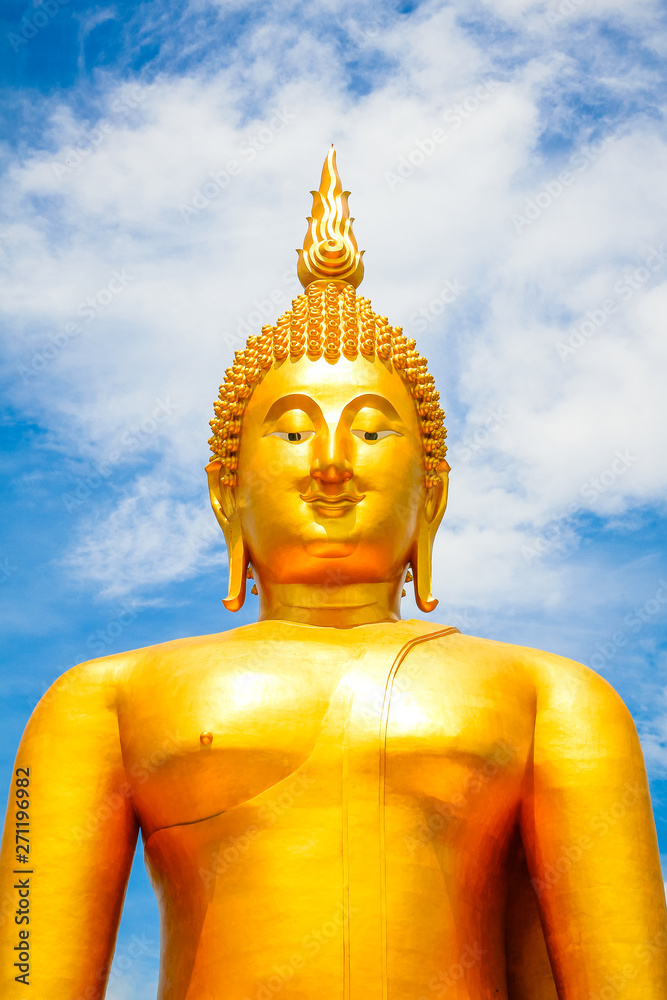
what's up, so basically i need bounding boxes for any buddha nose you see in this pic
[310,434,353,485]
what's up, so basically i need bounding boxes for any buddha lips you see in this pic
[300,491,366,515]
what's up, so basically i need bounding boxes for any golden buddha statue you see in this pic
[1,149,665,1000]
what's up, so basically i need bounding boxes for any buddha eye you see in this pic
[352,429,401,443]
[270,430,315,443]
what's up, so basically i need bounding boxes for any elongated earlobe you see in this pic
[409,461,450,613]
[410,520,439,612]
[205,460,248,612]
[222,519,249,612]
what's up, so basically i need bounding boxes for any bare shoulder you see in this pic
[441,630,634,728]
[33,653,123,720]
[524,645,633,726]
[35,627,243,718]
[25,653,135,744]
[476,639,638,747]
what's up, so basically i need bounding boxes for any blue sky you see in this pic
[1,0,667,994]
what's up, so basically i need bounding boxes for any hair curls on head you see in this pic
[208,281,447,488]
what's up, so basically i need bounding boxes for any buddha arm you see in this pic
[521,658,667,998]
[0,659,138,998]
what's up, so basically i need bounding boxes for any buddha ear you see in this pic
[205,461,248,612]
[409,460,450,613]
[424,459,450,528]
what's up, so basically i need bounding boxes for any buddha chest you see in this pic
[118,621,534,999]
[118,620,531,840]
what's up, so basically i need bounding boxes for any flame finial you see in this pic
[297,147,365,289]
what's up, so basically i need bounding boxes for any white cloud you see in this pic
[642,693,667,775]
[65,476,226,597]
[2,0,667,607]
[106,974,158,1000]
[473,0,661,30]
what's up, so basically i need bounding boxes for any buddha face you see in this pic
[207,149,449,617]
[233,354,427,588]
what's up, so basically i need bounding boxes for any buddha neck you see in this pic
[256,580,403,628]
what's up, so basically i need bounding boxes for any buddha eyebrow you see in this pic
[343,394,403,422]
[262,393,320,425]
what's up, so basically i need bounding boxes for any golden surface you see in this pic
[1,151,665,999]
[206,281,448,490]
[297,146,364,289]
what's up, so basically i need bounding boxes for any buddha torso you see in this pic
[116,619,542,1000]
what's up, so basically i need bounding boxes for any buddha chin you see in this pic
[304,531,358,559]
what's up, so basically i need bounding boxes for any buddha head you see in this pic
[205,148,449,624]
